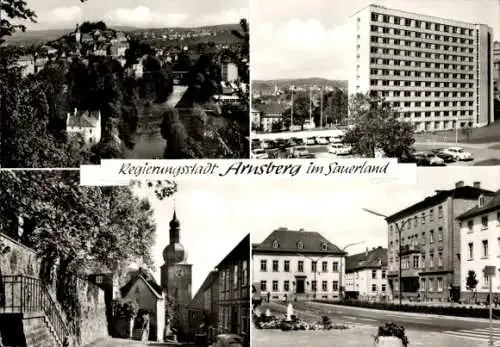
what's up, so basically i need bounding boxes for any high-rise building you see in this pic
[493,41,500,100]
[348,4,494,132]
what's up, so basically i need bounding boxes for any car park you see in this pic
[441,147,473,161]
[291,146,310,158]
[305,138,316,146]
[328,143,351,156]
[412,152,446,166]
[251,148,269,159]
[315,137,329,145]
[430,148,455,163]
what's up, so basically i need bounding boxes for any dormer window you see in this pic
[478,195,485,207]
[321,242,328,251]
[377,259,382,266]
[272,240,279,248]
[297,241,304,249]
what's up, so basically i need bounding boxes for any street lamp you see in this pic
[297,253,334,300]
[362,208,412,307]
[338,241,366,300]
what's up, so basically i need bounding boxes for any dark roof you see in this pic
[67,110,100,127]
[120,269,163,298]
[192,270,218,302]
[253,102,286,115]
[216,234,249,268]
[253,228,346,255]
[457,189,500,220]
[345,247,387,272]
[386,185,495,223]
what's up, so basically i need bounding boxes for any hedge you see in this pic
[313,299,500,320]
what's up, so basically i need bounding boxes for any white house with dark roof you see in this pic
[344,246,388,301]
[252,227,346,301]
[66,108,101,147]
[457,189,500,302]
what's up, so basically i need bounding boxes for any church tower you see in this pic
[75,23,81,43]
[160,211,192,331]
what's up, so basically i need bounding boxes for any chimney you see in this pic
[455,181,464,188]
[473,181,481,189]
[365,247,369,256]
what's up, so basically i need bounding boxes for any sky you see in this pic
[251,0,500,80]
[19,0,248,30]
[134,167,500,295]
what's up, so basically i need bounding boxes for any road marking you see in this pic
[441,328,500,342]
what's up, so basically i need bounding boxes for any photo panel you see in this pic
[0,0,250,168]
[250,166,500,347]
[250,0,500,166]
[0,170,250,346]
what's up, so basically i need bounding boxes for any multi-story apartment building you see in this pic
[457,189,500,302]
[344,247,388,300]
[386,181,495,302]
[349,4,494,132]
[217,234,250,343]
[494,41,500,100]
[252,227,346,301]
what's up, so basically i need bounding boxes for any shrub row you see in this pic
[313,299,500,319]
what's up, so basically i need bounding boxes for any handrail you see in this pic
[0,275,69,346]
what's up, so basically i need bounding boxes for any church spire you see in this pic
[169,210,180,243]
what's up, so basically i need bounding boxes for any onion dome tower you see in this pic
[162,211,187,265]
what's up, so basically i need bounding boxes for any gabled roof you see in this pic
[253,102,286,115]
[253,228,346,255]
[67,110,100,128]
[457,189,500,220]
[120,269,163,299]
[345,246,387,273]
[386,185,495,223]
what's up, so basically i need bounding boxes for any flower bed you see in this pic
[314,299,500,320]
[253,312,349,331]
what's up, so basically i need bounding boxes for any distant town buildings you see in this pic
[66,109,102,147]
[251,102,286,132]
[221,61,239,82]
[252,228,346,302]
[344,247,388,301]
[349,4,494,132]
[457,189,500,302]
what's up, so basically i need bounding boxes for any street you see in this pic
[259,301,500,345]
[84,337,190,347]
[414,141,500,166]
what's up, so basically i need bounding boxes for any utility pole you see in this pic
[291,86,294,131]
[339,241,366,300]
[309,87,313,128]
[484,266,496,346]
[320,86,323,129]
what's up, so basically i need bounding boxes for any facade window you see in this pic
[298,261,304,272]
[272,240,279,248]
[413,255,420,269]
[438,251,443,267]
[322,281,328,292]
[234,265,238,288]
[372,284,377,292]
[467,220,474,232]
[321,242,328,251]
[332,281,339,291]
[481,216,489,229]
[260,260,267,272]
[430,230,434,243]
[421,255,426,268]
[311,280,317,292]
[381,270,386,279]
[332,261,339,272]
[284,260,290,272]
[438,206,443,218]
[284,280,290,292]
[382,284,386,292]
[421,213,425,224]
[437,278,443,292]
[372,270,377,279]
[322,261,328,272]
[430,253,435,267]
[311,261,317,272]
[297,241,304,249]
[484,275,490,287]
[429,209,434,221]
[242,260,248,286]
[414,216,418,226]
[468,242,474,260]
[95,275,103,284]
[438,227,443,241]
[482,240,489,258]
[421,232,426,245]
[272,260,279,272]
[260,280,267,291]
[272,280,278,292]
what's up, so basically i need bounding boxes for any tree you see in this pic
[281,93,315,130]
[0,0,37,45]
[343,93,415,158]
[230,18,249,84]
[466,270,478,303]
[160,107,192,159]
[320,89,348,126]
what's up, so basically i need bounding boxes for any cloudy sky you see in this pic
[135,167,500,294]
[21,0,248,30]
[251,0,500,80]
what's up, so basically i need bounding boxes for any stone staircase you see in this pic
[23,314,61,347]
[131,327,147,342]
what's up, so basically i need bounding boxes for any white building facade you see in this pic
[66,109,102,147]
[458,192,500,302]
[252,228,346,301]
[348,4,494,132]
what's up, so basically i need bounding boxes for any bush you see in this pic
[112,298,139,319]
[374,322,409,347]
[314,299,500,320]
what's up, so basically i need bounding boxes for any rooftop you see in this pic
[345,246,387,272]
[457,189,500,220]
[253,227,346,255]
[216,234,250,269]
[253,102,287,115]
[67,110,100,128]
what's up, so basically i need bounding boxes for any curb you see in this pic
[311,302,500,324]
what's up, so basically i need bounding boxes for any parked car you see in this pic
[251,148,269,159]
[209,334,245,347]
[275,138,287,149]
[328,143,351,156]
[315,137,329,145]
[329,135,343,143]
[305,137,316,145]
[441,147,473,161]
[261,141,272,149]
[291,146,310,158]
[430,148,455,163]
[412,152,445,166]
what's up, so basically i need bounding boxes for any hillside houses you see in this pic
[66,109,102,147]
